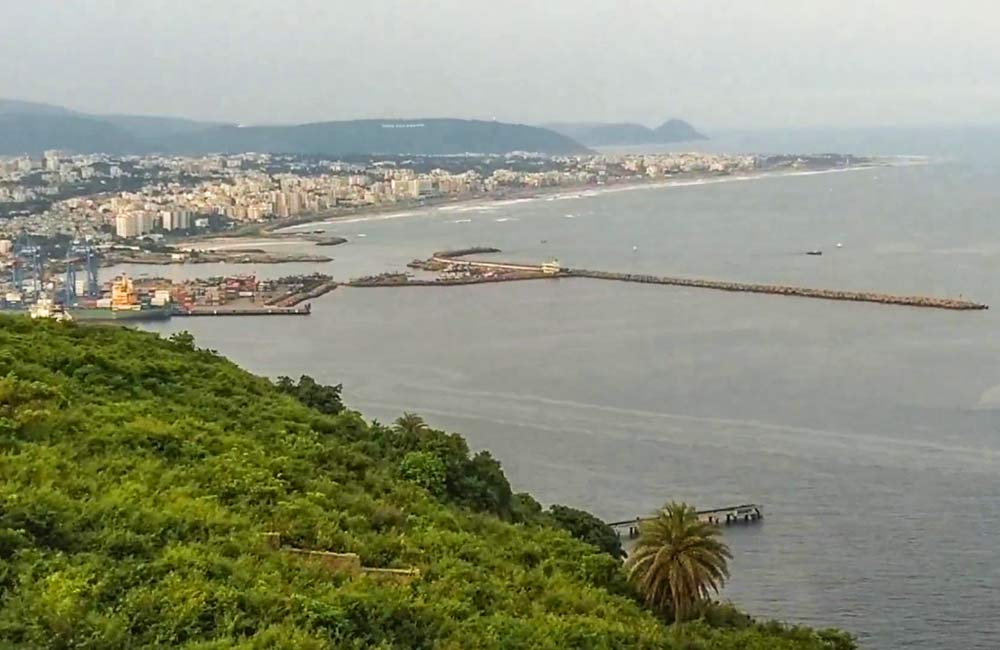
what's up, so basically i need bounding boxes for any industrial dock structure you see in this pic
[13,272,335,322]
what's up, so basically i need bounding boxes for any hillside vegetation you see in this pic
[0,316,853,649]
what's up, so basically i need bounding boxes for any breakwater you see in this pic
[348,272,546,288]
[266,279,338,307]
[568,269,988,311]
[433,247,502,258]
[387,249,989,311]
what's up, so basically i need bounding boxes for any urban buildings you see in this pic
[0,151,762,243]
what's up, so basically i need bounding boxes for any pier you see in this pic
[265,279,338,307]
[173,304,312,316]
[608,504,764,539]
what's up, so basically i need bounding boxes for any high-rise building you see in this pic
[408,179,434,198]
[43,151,60,171]
[138,212,157,235]
[161,209,192,231]
[115,214,138,239]
[275,193,290,218]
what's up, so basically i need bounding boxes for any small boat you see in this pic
[632,245,639,252]
[836,242,844,248]
[806,250,823,256]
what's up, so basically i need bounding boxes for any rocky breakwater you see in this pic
[569,270,988,311]
[263,273,339,307]
[432,247,502,258]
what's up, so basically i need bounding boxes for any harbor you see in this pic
[19,272,336,322]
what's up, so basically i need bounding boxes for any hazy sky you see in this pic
[3,1,999,129]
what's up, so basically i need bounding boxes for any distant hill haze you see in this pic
[544,119,707,146]
[161,119,588,156]
[0,99,589,156]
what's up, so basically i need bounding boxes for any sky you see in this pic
[2,0,999,129]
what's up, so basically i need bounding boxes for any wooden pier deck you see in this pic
[608,504,764,539]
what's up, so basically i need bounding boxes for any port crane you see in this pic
[62,242,100,304]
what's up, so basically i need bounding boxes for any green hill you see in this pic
[0,113,148,156]
[0,99,588,156]
[0,316,853,649]
[0,99,77,117]
[163,119,589,156]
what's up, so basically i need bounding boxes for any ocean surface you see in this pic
[134,129,1000,649]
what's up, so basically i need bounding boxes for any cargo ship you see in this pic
[66,275,173,322]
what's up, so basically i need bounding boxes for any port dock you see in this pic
[173,304,312,317]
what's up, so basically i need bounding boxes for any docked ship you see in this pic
[66,275,172,322]
[29,295,72,322]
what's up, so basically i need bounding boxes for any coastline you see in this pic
[181,157,911,247]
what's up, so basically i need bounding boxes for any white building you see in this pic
[138,212,157,235]
[160,209,192,231]
[115,213,139,238]
[410,179,434,198]
[115,212,155,238]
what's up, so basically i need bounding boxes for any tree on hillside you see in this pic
[399,450,447,496]
[625,502,731,627]
[547,504,625,559]
[275,375,344,415]
[394,412,428,436]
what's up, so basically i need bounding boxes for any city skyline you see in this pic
[3,1,1000,129]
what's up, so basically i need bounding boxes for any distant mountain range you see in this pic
[0,99,589,156]
[544,119,707,146]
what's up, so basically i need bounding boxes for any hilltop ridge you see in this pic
[546,118,707,146]
[0,99,588,156]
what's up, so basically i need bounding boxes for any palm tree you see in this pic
[394,412,428,436]
[625,502,731,627]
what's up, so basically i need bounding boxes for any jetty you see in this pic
[568,269,987,311]
[382,249,987,312]
[265,279,338,307]
[173,304,312,316]
[608,504,764,539]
